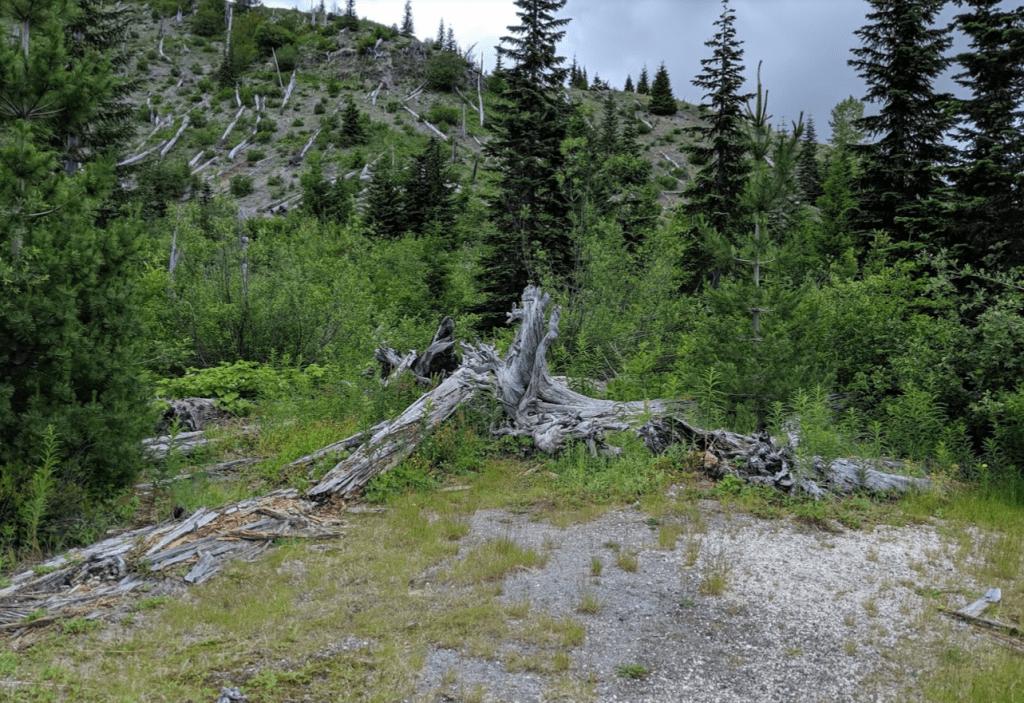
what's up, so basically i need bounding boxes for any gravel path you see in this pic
[415,499,982,702]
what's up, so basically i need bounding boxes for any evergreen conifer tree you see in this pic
[0,1,152,530]
[300,155,354,224]
[446,26,457,53]
[797,114,822,203]
[637,64,649,94]
[946,0,1024,267]
[848,0,954,249]
[478,0,573,326]
[339,96,367,146]
[809,97,865,265]
[436,18,445,48]
[340,0,357,29]
[828,95,865,149]
[598,91,619,157]
[401,0,414,35]
[363,160,405,238]
[63,0,140,169]
[699,68,821,426]
[624,74,634,92]
[405,137,458,235]
[649,61,677,115]
[682,0,752,240]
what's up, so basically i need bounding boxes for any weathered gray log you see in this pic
[217,106,245,148]
[141,429,213,460]
[638,415,931,497]
[960,588,1001,618]
[307,289,685,499]
[156,398,227,433]
[0,489,343,630]
[307,366,489,497]
[376,316,459,385]
[280,71,297,113]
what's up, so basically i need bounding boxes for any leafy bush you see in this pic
[229,175,254,197]
[254,22,296,54]
[425,103,460,129]
[655,175,678,190]
[160,212,374,367]
[425,50,466,91]
[246,149,266,163]
[385,99,400,114]
[275,44,298,72]
[192,0,225,37]
[157,361,338,413]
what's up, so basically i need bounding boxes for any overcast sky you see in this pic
[262,0,1011,142]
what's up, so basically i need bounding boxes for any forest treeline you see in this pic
[1,0,1022,553]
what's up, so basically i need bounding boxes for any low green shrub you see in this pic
[425,103,460,129]
[229,175,254,197]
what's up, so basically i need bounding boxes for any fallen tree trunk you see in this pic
[304,286,932,501]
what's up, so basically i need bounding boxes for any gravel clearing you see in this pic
[415,498,985,702]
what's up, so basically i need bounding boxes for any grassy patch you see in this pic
[699,548,732,596]
[617,663,649,679]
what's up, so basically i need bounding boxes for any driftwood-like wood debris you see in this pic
[0,490,345,636]
[303,286,931,500]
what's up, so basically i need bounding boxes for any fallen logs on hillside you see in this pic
[304,285,931,501]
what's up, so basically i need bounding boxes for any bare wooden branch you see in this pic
[280,71,297,113]
[217,106,246,147]
[228,137,250,161]
[159,116,190,158]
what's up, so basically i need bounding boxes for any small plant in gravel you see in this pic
[684,535,701,567]
[699,548,732,596]
[615,547,639,572]
[659,523,683,549]
[617,663,649,679]
[576,590,603,614]
[590,556,602,576]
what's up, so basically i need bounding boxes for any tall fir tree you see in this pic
[682,0,752,241]
[401,0,414,35]
[436,17,445,48]
[810,97,866,266]
[598,91,619,157]
[339,96,367,146]
[63,0,140,170]
[445,26,457,53]
[0,0,152,534]
[362,160,405,238]
[946,0,1024,268]
[636,64,649,94]
[828,95,865,149]
[649,61,677,115]
[478,0,572,326]
[848,0,954,251]
[341,0,357,29]
[405,137,459,235]
[698,68,821,426]
[796,114,822,203]
[624,74,634,92]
